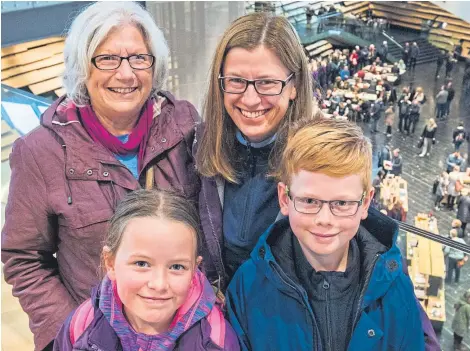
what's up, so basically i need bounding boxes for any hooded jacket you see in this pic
[194,126,440,350]
[2,92,200,350]
[226,210,425,351]
[452,295,470,337]
[53,270,239,351]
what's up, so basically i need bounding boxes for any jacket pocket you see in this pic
[59,208,114,229]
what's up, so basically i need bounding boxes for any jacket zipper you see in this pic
[240,140,256,241]
[351,254,380,330]
[270,262,322,351]
[324,279,332,350]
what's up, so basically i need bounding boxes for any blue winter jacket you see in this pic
[226,208,425,351]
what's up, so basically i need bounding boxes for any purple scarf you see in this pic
[99,270,215,351]
[79,99,153,171]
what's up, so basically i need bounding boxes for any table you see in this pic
[406,214,446,331]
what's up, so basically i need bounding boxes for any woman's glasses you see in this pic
[91,54,155,70]
[218,73,294,96]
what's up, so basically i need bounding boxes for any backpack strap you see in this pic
[69,299,94,345]
[206,305,226,348]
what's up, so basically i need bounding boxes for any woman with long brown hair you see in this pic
[194,12,321,289]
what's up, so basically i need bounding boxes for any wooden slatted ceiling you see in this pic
[371,1,470,56]
[2,54,63,80]
[1,37,65,97]
[2,41,65,69]
[0,36,63,56]
[2,63,65,89]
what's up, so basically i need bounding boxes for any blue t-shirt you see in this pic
[115,135,139,179]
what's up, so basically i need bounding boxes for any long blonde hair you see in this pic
[196,12,321,183]
[427,118,437,130]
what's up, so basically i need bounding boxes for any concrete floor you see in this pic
[362,56,470,350]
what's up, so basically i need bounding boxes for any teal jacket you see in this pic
[226,209,425,350]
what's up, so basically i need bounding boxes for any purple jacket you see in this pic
[2,91,200,350]
[53,273,240,351]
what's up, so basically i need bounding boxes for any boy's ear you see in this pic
[360,187,375,220]
[278,182,290,216]
[102,246,116,281]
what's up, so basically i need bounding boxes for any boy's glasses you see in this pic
[218,73,294,96]
[91,54,155,70]
[286,186,366,217]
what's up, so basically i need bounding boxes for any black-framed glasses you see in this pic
[91,54,155,70]
[286,186,366,217]
[218,73,294,96]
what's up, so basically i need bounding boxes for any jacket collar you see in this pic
[250,207,403,306]
[39,92,182,187]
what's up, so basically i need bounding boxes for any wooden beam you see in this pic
[1,121,12,135]
[2,63,64,88]
[373,2,470,30]
[1,131,20,148]
[29,76,63,95]
[54,88,66,97]
[1,41,65,70]
[1,36,64,57]
[2,54,63,80]
[305,40,330,51]
[1,147,13,162]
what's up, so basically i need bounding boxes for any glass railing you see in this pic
[394,215,469,347]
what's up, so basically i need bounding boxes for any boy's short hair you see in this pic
[452,219,462,228]
[274,118,372,190]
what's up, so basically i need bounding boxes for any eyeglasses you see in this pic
[286,186,366,217]
[91,54,155,70]
[218,73,294,96]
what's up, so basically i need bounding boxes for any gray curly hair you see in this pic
[63,2,169,106]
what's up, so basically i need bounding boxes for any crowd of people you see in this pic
[2,3,467,351]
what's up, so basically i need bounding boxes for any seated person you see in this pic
[227,119,425,351]
[340,66,351,80]
[328,100,339,114]
[391,62,400,74]
[334,76,343,89]
[325,89,333,100]
[331,89,342,104]
[335,101,350,118]
[357,69,366,79]
[343,77,350,90]
[398,59,406,71]
[370,62,379,74]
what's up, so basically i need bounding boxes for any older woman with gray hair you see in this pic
[1,3,200,350]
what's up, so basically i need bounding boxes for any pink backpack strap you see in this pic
[69,299,94,345]
[206,305,226,348]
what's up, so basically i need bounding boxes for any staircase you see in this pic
[387,37,442,66]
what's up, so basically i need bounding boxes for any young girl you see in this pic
[54,190,239,351]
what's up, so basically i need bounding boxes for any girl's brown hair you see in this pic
[104,189,202,261]
[196,12,321,183]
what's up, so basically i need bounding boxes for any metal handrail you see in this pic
[397,221,470,254]
[382,30,403,50]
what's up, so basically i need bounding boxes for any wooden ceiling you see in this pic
[1,37,66,97]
